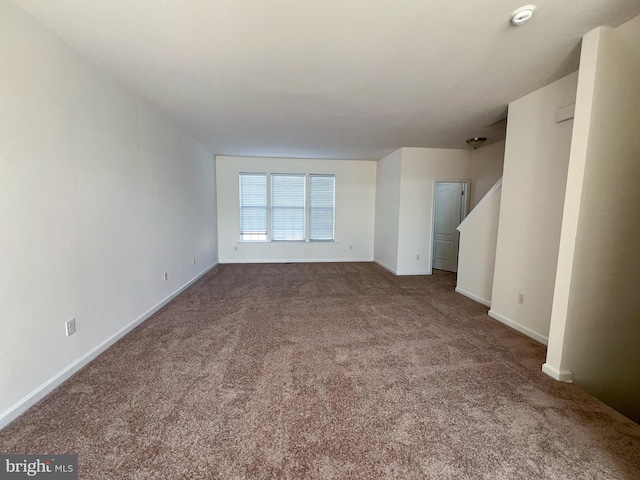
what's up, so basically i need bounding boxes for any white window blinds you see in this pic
[271,174,305,241]
[309,174,335,241]
[239,173,267,241]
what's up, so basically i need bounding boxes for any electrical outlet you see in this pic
[65,318,76,337]
[349,245,353,250]
[518,293,525,305]
[416,254,420,260]
[164,272,168,281]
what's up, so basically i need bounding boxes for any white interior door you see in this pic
[432,182,465,272]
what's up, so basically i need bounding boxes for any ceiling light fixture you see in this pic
[511,5,536,26]
[466,137,487,150]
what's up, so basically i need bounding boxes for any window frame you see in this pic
[308,174,336,242]
[239,172,269,242]
[238,172,336,243]
[271,173,306,242]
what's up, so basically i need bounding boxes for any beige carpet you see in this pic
[1,263,639,479]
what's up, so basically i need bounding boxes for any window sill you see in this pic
[237,240,337,244]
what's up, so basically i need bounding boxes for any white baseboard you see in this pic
[374,261,433,276]
[455,287,491,307]
[219,258,374,264]
[488,309,549,345]
[542,363,573,382]
[373,260,397,275]
[395,270,432,276]
[0,263,218,431]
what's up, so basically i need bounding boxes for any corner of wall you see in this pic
[542,363,573,382]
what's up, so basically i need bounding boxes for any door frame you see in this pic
[430,179,470,274]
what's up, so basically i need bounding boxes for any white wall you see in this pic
[470,141,505,209]
[455,179,502,307]
[546,16,640,422]
[373,147,472,276]
[373,149,403,273]
[397,148,471,275]
[216,156,376,263]
[489,72,578,345]
[0,0,217,428]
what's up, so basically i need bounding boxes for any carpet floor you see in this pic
[1,263,639,479]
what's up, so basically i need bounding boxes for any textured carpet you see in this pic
[1,263,639,479]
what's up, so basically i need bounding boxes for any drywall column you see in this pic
[543,30,600,382]
[489,72,577,345]
[373,149,403,273]
[545,17,640,422]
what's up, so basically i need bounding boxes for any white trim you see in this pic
[0,263,218,431]
[457,177,503,232]
[488,309,549,345]
[220,258,373,264]
[395,269,431,276]
[374,260,398,274]
[374,262,432,276]
[455,287,491,307]
[542,363,573,382]
[237,240,338,244]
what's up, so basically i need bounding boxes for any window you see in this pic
[271,174,306,241]
[239,173,267,241]
[309,175,335,241]
[239,172,335,242]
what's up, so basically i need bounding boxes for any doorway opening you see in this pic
[432,181,469,273]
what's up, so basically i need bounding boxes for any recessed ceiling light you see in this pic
[511,5,536,26]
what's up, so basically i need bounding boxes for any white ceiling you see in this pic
[13,0,640,159]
